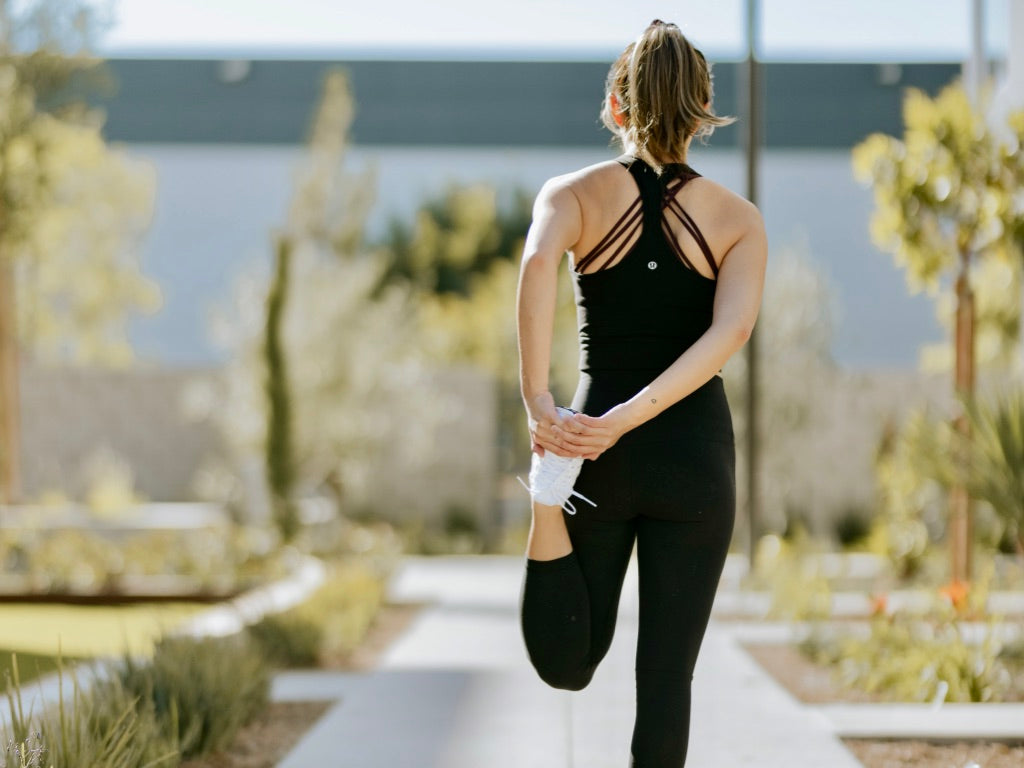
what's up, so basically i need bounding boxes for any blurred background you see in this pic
[0,2,1022,765]
[0,0,1022,556]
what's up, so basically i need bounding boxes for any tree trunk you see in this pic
[0,257,21,505]
[264,234,298,542]
[950,258,975,583]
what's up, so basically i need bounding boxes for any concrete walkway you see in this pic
[273,555,866,767]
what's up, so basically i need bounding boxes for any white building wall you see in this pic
[125,143,943,370]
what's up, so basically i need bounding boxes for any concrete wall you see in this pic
[15,360,499,527]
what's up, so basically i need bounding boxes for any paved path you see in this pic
[274,555,866,767]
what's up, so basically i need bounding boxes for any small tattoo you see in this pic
[650,398,657,404]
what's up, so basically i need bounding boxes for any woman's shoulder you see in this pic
[542,158,630,191]
[683,173,764,235]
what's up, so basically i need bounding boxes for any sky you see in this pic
[97,0,1010,62]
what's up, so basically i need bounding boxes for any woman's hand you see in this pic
[551,404,635,461]
[525,391,582,458]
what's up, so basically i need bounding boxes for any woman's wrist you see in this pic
[618,390,661,431]
[522,388,552,407]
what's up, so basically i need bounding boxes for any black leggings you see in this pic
[519,510,734,767]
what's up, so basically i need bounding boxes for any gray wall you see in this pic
[91,59,960,149]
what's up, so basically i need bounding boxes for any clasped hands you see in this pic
[525,391,631,461]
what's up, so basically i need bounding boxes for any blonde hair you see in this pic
[600,20,736,174]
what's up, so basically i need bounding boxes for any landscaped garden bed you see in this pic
[741,604,1024,767]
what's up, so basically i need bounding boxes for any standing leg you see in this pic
[629,512,734,767]
[520,508,635,691]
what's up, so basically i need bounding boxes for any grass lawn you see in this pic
[0,602,210,663]
[0,647,85,687]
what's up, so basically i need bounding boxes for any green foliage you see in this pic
[211,69,451,515]
[0,649,82,688]
[801,600,1011,704]
[246,559,386,666]
[750,533,833,621]
[0,525,289,595]
[389,205,578,473]
[377,184,533,296]
[0,1,160,366]
[1,630,275,767]
[869,389,1024,571]
[2,652,178,768]
[869,408,948,578]
[263,235,298,542]
[800,561,1014,703]
[832,505,873,548]
[851,79,1024,370]
[245,613,321,668]
[115,634,269,760]
[963,389,1024,551]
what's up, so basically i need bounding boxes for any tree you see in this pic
[209,70,450,541]
[0,0,159,503]
[852,79,1024,582]
[377,185,578,475]
[376,183,532,297]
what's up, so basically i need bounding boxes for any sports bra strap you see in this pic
[574,154,715,277]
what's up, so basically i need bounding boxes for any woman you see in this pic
[516,19,767,767]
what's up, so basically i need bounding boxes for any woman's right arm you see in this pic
[557,198,767,459]
[517,176,583,457]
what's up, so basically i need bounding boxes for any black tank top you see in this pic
[571,153,718,377]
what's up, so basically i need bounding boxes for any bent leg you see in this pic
[629,512,734,767]
[519,511,635,691]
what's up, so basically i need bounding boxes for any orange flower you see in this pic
[938,579,970,614]
[869,592,889,617]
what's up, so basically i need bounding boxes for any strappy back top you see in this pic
[572,153,718,375]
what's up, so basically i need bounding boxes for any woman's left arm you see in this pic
[558,200,768,460]
[517,176,583,457]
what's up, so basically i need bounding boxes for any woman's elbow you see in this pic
[718,320,752,351]
[734,322,753,346]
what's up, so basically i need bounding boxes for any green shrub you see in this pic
[870,410,947,579]
[247,560,385,666]
[832,505,873,548]
[748,533,833,621]
[2,654,178,768]
[964,389,1024,552]
[115,634,269,760]
[800,572,1013,705]
[0,651,82,689]
[246,614,322,667]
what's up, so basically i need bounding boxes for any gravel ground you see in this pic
[844,738,1024,768]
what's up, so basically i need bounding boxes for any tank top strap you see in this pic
[618,156,665,234]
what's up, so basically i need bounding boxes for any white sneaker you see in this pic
[518,407,597,515]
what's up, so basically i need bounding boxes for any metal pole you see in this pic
[744,0,761,571]
[966,0,986,103]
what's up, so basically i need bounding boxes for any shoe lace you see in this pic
[516,461,597,515]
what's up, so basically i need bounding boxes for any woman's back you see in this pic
[565,156,744,282]
[563,153,739,377]
[561,153,742,461]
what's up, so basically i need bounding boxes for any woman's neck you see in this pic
[622,143,689,167]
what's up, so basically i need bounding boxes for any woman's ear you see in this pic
[609,91,626,127]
